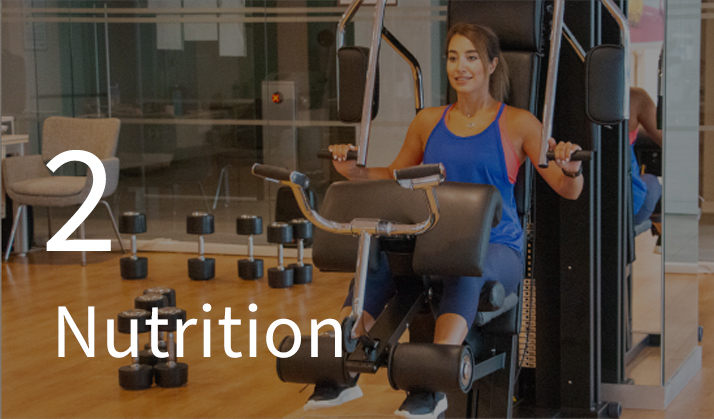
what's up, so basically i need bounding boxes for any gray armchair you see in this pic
[3,116,125,265]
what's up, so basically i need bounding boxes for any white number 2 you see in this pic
[46,150,110,252]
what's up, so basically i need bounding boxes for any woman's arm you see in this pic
[514,109,584,200]
[331,107,441,180]
[632,87,662,147]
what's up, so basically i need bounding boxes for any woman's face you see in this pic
[446,34,496,96]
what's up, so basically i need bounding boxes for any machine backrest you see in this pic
[312,180,502,278]
[447,0,545,219]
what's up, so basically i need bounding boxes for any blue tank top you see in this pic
[631,144,647,215]
[423,103,523,254]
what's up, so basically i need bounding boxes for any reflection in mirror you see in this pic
[625,0,664,387]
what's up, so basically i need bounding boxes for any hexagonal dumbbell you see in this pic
[187,212,215,281]
[143,287,177,307]
[134,293,169,366]
[119,212,148,280]
[288,219,313,285]
[236,215,264,280]
[267,222,294,288]
[117,309,153,390]
[154,307,189,388]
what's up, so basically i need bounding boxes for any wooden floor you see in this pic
[2,248,713,418]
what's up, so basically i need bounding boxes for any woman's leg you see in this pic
[434,243,524,345]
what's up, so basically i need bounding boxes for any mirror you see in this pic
[625,0,665,387]
[661,0,701,385]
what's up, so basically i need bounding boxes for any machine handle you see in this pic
[251,164,310,189]
[317,149,359,160]
[546,150,593,161]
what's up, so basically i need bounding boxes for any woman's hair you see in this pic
[446,23,509,102]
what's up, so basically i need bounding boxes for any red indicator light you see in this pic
[272,92,283,104]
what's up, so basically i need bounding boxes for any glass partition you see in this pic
[1,0,447,249]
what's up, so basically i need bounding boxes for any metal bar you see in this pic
[336,0,364,116]
[471,352,506,382]
[599,0,631,119]
[337,0,363,49]
[357,0,388,166]
[382,26,424,113]
[351,232,372,338]
[562,22,586,63]
[539,0,565,168]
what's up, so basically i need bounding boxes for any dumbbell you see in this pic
[267,222,294,288]
[117,309,153,390]
[187,212,215,281]
[154,307,189,388]
[288,219,313,285]
[237,215,263,280]
[119,212,148,280]
[143,287,176,307]
[134,293,169,366]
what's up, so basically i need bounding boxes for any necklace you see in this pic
[462,109,476,128]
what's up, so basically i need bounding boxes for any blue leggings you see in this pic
[343,243,524,330]
[634,174,662,226]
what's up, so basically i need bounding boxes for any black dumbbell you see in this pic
[288,219,313,285]
[119,212,148,280]
[267,222,294,288]
[154,307,189,388]
[143,287,176,307]
[187,212,215,281]
[134,293,169,366]
[117,309,153,390]
[237,215,264,280]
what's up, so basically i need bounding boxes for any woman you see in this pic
[306,23,584,418]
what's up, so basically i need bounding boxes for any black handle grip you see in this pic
[317,149,359,160]
[394,164,445,182]
[251,163,292,181]
[252,163,310,189]
[546,150,593,161]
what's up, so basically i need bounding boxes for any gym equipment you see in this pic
[117,309,153,390]
[119,212,148,280]
[236,215,263,280]
[255,163,511,400]
[288,219,313,285]
[153,307,189,388]
[186,212,215,281]
[143,287,176,307]
[266,222,294,288]
[134,293,169,366]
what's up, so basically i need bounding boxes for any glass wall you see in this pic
[1,0,446,249]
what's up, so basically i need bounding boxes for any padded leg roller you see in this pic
[189,258,215,281]
[388,343,474,394]
[276,335,357,386]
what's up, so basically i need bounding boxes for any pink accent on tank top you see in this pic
[629,128,639,145]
